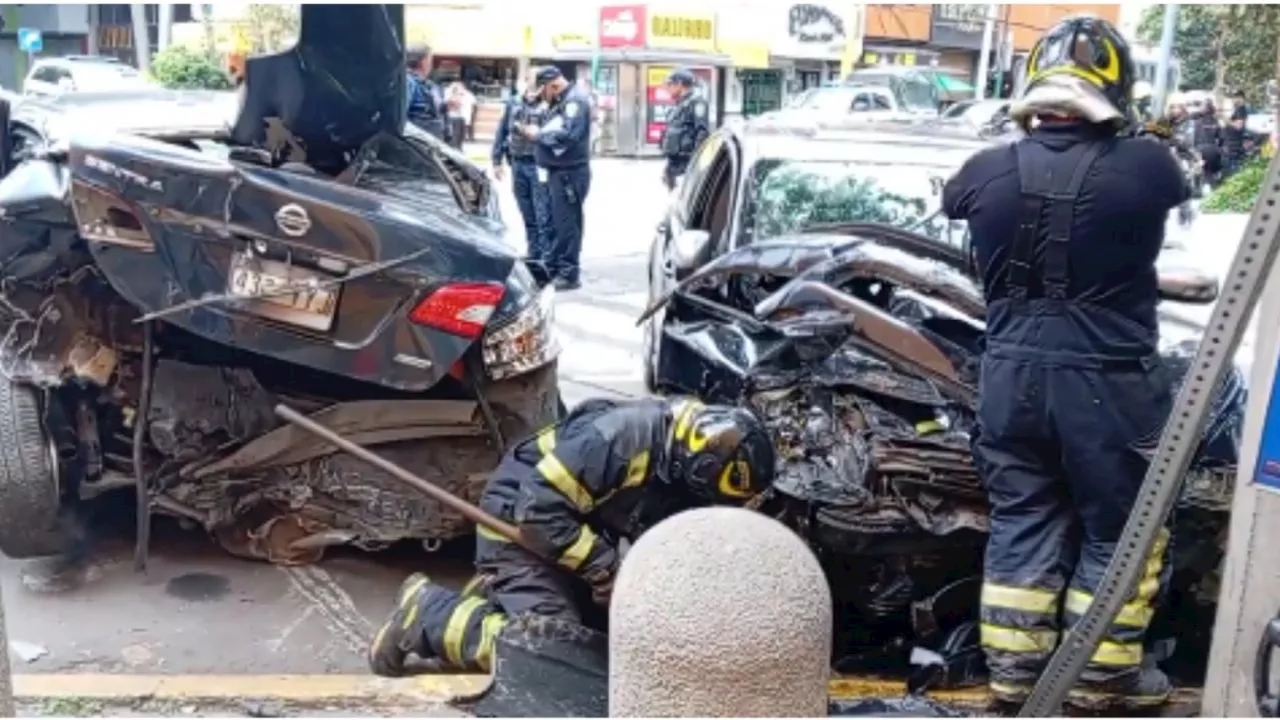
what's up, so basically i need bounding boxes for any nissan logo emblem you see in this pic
[275,203,312,237]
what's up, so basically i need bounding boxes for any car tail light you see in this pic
[409,282,505,338]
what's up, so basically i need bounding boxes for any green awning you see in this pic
[935,75,974,93]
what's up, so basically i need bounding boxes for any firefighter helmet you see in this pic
[1014,14,1135,126]
[665,399,776,504]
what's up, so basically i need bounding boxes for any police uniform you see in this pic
[493,93,553,266]
[659,70,711,190]
[367,397,777,675]
[941,16,1189,709]
[532,68,593,291]
[407,72,448,142]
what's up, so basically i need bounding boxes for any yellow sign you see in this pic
[648,12,717,53]
[552,32,594,51]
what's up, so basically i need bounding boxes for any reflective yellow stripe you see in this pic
[1092,641,1143,667]
[443,596,486,667]
[671,399,703,444]
[397,575,429,608]
[915,419,943,435]
[559,526,598,571]
[981,584,1059,614]
[1065,590,1154,629]
[537,427,556,455]
[477,524,511,543]
[475,613,509,671]
[980,624,1058,653]
[461,575,486,597]
[536,453,595,512]
[600,451,651,505]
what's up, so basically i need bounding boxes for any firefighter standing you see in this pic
[942,16,1189,710]
[367,397,777,676]
[492,74,553,271]
[517,66,593,292]
[659,69,711,191]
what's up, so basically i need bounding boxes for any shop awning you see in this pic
[549,48,736,67]
[935,75,974,93]
[719,40,771,70]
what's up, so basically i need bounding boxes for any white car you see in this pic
[23,56,155,98]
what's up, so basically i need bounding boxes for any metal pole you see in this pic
[157,4,173,52]
[974,3,998,100]
[0,575,15,717]
[1152,3,1179,115]
[130,3,151,73]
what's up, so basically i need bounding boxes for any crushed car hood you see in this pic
[231,4,405,167]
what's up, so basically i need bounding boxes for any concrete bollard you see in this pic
[609,507,832,717]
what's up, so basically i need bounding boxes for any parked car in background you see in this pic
[938,98,1011,135]
[23,56,156,98]
[782,83,913,120]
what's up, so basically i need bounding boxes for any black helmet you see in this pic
[1019,14,1134,126]
[665,68,697,88]
[665,399,776,504]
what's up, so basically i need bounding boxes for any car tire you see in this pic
[0,380,66,559]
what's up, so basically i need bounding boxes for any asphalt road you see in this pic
[0,156,1261,699]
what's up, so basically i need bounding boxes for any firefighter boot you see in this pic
[1067,666,1172,711]
[368,573,438,677]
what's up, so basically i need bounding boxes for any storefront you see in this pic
[544,5,732,158]
[406,4,531,101]
[926,3,984,97]
[770,2,849,102]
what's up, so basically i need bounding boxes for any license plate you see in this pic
[227,254,338,332]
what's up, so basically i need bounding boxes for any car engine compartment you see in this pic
[648,227,1246,685]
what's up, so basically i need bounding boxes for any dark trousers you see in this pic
[411,531,588,672]
[973,306,1173,692]
[663,155,690,191]
[546,165,591,283]
[512,158,552,264]
[448,118,466,149]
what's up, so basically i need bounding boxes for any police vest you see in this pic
[661,95,702,157]
[508,100,544,158]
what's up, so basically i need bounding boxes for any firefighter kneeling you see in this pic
[367,396,777,675]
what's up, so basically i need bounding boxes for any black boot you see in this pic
[20,507,95,594]
[367,573,438,677]
[1067,666,1172,711]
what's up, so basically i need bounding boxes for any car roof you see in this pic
[728,118,988,171]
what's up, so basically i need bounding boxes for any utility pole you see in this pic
[1152,3,1178,115]
[130,3,151,73]
[0,576,14,717]
[157,3,173,52]
[975,3,999,100]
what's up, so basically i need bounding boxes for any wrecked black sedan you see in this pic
[640,118,1245,686]
[0,5,561,566]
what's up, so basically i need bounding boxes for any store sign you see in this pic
[648,11,717,53]
[778,3,846,59]
[645,65,713,144]
[600,5,646,49]
[552,33,594,52]
[931,4,986,50]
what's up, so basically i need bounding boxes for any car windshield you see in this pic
[793,86,889,113]
[740,153,971,249]
[845,72,937,113]
[72,63,154,91]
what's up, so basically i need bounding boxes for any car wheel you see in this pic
[0,380,66,559]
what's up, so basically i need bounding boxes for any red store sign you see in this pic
[599,5,647,49]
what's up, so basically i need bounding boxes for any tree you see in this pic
[150,45,233,90]
[245,4,300,55]
[1138,4,1280,104]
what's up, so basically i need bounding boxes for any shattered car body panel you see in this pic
[643,118,1245,683]
[0,4,560,564]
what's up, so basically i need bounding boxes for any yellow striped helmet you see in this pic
[666,398,776,504]
[1022,14,1135,124]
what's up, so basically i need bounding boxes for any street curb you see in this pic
[5,674,1208,707]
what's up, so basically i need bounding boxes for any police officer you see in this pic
[492,72,553,271]
[406,45,449,143]
[367,397,777,676]
[515,67,592,292]
[659,69,711,191]
[941,15,1188,710]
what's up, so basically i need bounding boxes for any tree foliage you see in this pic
[150,46,232,91]
[1138,4,1280,104]
[245,4,300,54]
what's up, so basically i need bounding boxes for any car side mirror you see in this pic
[671,229,712,272]
[852,101,870,112]
[1158,270,1219,304]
